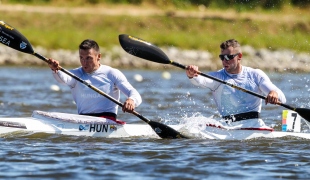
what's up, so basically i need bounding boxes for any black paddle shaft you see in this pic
[0,21,187,139]
[35,52,186,138]
[33,53,126,108]
[169,52,305,115]
[119,34,310,122]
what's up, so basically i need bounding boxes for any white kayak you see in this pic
[0,110,310,140]
[0,111,164,138]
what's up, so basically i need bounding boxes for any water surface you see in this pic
[1,67,310,179]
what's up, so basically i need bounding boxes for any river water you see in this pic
[1,66,310,179]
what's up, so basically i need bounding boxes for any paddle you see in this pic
[118,34,310,122]
[0,21,187,139]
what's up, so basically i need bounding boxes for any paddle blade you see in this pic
[148,121,188,139]
[295,108,310,122]
[0,21,34,54]
[119,34,170,64]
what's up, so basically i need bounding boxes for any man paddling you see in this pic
[47,39,142,124]
[185,39,286,128]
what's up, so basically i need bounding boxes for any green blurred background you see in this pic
[1,0,309,58]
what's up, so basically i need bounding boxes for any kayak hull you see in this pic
[0,117,160,138]
[1,111,309,139]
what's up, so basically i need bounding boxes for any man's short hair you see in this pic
[79,39,100,53]
[220,39,241,51]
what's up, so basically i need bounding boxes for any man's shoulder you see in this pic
[99,65,121,74]
[97,65,126,80]
[243,66,264,74]
[243,66,269,81]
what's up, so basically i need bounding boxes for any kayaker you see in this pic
[47,39,142,124]
[185,39,286,128]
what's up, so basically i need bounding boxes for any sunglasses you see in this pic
[219,53,240,61]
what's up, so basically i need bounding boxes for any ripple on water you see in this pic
[1,68,310,179]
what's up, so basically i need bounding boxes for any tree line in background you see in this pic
[4,0,310,9]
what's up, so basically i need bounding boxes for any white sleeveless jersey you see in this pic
[189,66,286,116]
[52,65,142,115]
